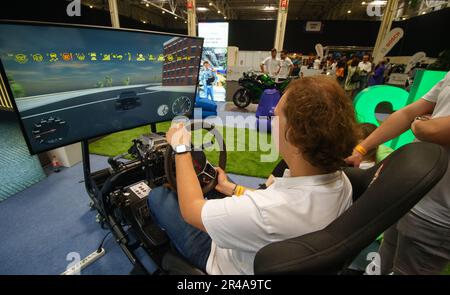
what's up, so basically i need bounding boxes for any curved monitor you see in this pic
[0,21,203,154]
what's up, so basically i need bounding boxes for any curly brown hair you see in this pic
[283,76,359,172]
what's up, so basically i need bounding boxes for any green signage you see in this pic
[353,69,447,150]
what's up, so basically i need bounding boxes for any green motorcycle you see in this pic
[233,72,292,108]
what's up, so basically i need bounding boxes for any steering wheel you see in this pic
[164,121,227,194]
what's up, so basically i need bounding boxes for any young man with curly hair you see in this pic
[147,76,360,275]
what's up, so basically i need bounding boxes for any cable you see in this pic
[96,231,112,253]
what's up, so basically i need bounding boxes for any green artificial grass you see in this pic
[89,122,281,178]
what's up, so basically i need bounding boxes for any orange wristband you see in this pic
[354,144,367,156]
[235,185,245,196]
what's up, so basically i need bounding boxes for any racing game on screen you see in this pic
[0,23,203,154]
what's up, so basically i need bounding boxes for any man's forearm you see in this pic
[360,99,435,151]
[360,110,414,151]
[412,116,450,147]
[175,153,206,230]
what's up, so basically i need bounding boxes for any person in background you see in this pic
[346,71,450,275]
[278,50,294,80]
[260,48,280,78]
[330,58,337,77]
[384,58,392,83]
[313,56,321,70]
[345,58,360,99]
[291,59,301,77]
[368,60,386,86]
[336,59,346,86]
[358,55,373,90]
[347,54,353,66]
[200,61,217,101]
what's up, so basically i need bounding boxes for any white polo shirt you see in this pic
[201,169,353,275]
[261,57,280,78]
[358,61,372,74]
[278,57,293,79]
[412,71,450,228]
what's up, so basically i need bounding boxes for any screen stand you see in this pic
[80,139,149,274]
[81,140,94,197]
[150,123,157,133]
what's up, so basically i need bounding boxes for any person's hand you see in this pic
[215,167,235,195]
[345,149,364,168]
[411,115,431,137]
[166,122,191,149]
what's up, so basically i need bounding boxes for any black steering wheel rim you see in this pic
[164,121,227,194]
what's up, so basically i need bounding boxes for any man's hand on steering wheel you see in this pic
[166,122,191,150]
[164,120,227,195]
[215,168,235,196]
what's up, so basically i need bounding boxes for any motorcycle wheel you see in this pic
[233,88,251,108]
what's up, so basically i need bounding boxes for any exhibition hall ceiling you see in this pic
[84,0,449,22]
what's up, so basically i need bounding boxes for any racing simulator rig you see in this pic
[1,21,448,275]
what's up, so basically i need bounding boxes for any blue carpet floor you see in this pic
[0,112,46,202]
[0,152,264,275]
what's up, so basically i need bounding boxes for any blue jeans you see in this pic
[205,85,215,101]
[147,186,212,271]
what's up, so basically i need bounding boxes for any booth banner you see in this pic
[306,21,323,32]
[379,27,404,58]
[198,22,229,48]
[388,73,409,86]
[198,22,229,102]
[405,51,427,73]
[315,43,324,59]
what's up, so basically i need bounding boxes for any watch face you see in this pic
[175,145,188,154]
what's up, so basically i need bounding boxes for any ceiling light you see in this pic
[421,11,426,14]
[174,16,178,19]
[89,5,93,8]
[218,10,221,14]
[264,5,276,11]
[209,2,213,6]
[197,7,208,11]
[224,16,227,19]
[184,21,187,23]
[369,1,387,5]
[162,10,165,14]
[347,10,352,13]
[145,3,149,7]
[361,1,366,4]
[142,20,147,24]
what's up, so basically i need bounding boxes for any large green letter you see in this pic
[353,70,447,150]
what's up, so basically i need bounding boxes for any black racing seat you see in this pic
[161,142,448,275]
[254,142,448,274]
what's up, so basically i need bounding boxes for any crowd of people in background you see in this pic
[333,54,388,99]
[260,49,395,100]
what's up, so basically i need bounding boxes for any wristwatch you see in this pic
[174,144,191,155]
